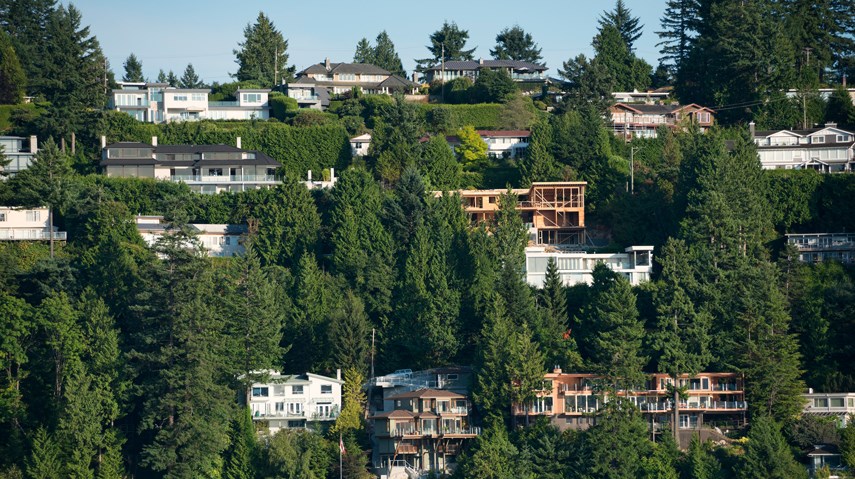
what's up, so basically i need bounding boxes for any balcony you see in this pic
[435,406,468,415]
[712,384,741,391]
[169,175,279,184]
[0,230,67,241]
[392,425,481,437]
[208,101,239,107]
[253,410,305,419]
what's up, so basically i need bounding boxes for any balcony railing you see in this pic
[712,384,741,391]
[208,101,239,107]
[435,406,468,415]
[170,175,279,183]
[0,230,67,241]
[393,425,481,437]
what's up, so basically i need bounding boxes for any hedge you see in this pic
[418,103,506,130]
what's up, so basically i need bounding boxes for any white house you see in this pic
[446,130,531,159]
[0,136,38,176]
[0,207,66,241]
[751,122,854,172]
[250,371,343,434]
[802,391,855,427]
[525,246,654,288]
[135,216,246,257]
[350,133,371,156]
[786,233,855,264]
[423,59,547,84]
[110,82,271,123]
[612,89,671,103]
[287,59,419,110]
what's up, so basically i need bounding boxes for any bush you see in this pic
[269,93,298,121]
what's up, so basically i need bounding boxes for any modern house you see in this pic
[249,371,343,435]
[100,137,281,194]
[751,123,854,172]
[802,391,855,427]
[135,216,246,257]
[109,82,271,123]
[513,369,747,446]
[446,130,531,159]
[370,388,480,475]
[786,233,855,264]
[423,59,547,84]
[612,89,671,103]
[525,245,654,287]
[0,207,66,241]
[0,136,38,176]
[610,102,715,139]
[287,59,419,109]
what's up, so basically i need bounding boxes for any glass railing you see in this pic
[208,101,239,107]
[170,175,278,183]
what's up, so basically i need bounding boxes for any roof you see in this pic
[386,388,465,400]
[105,142,153,149]
[805,444,840,457]
[136,222,247,235]
[370,409,417,420]
[476,130,530,138]
[754,126,854,137]
[350,133,372,142]
[426,60,546,72]
[377,75,419,88]
[299,61,390,76]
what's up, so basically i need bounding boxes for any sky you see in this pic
[67,0,669,83]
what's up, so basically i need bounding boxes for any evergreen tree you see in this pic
[372,31,405,77]
[122,53,143,82]
[165,70,178,87]
[593,24,651,92]
[536,257,582,370]
[598,0,644,51]
[490,25,543,63]
[455,420,524,479]
[0,30,26,104]
[222,408,256,479]
[579,399,652,479]
[0,0,54,94]
[417,135,460,190]
[353,37,373,64]
[472,295,514,421]
[682,433,721,479]
[520,119,561,185]
[493,191,537,325]
[738,416,807,479]
[558,55,613,114]
[156,69,167,83]
[825,86,855,128]
[331,368,366,436]
[416,21,476,71]
[507,322,545,425]
[370,95,423,183]
[328,291,371,376]
[284,253,333,373]
[25,428,62,479]
[471,69,517,103]
[842,419,855,470]
[656,0,699,76]
[234,12,292,86]
[251,180,320,269]
[179,63,203,88]
[0,293,34,462]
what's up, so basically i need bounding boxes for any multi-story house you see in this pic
[514,369,747,446]
[802,391,855,427]
[446,130,531,159]
[135,215,246,257]
[0,207,66,241]
[287,58,419,109]
[423,59,547,84]
[0,136,38,176]
[525,245,654,287]
[110,82,271,123]
[610,102,715,139]
[249,371,343,435]
[612,89,671,103]
[100,136,281,194]
[370,388,480,475]
[750,122,854,172]
[786,233,855,264]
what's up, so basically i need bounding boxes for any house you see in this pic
[785,87,855,103]
[612,89,671,103]
[100,136,281,194]
[0,207,66,241]
[802,391,855,427]
[514,369,747,446]
[445,130,531,159]
[610,102,715,139]
[349,133,371,156]
[751,122,854,172]
[109,82,271,123]
[423,59,547,84]
[525,245,654,287]
[287,58,419,109]
[249,371,343,435]
[0,136,38,176]
[134,216,246,257]
[804,444,844,477]
[370,388,480,475]
[786,233,855,264]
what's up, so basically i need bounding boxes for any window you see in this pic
[813,136,825,144]
[321,385,332,394]
[0,212,5,222]
[207,168,223,176]
[814,398,828,408]
[837,135,850,142]
[191,93,205,101]
[173,95,188,101]
[224,236,232,246]
[252,387,269,397]
[26,210,41,222]
[288,402,303,414]
[446,374,458,381]
[242,93,262,103]
[292,385,304,395]
[831,398,845,408]
[702,378,709,390]
[339,74,355,81]
[275,402,285,412]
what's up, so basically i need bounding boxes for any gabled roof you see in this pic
[426,60,546,72]
[370,409,417,420]
[386,388,465,400]
[476,130,531,138]
[378,75,419,88]
[300,61,390,76]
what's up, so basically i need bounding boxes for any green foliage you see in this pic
[825,86,855,128]
[491,26,542,63]
[599,0,644,51]
[420,103,507,129]
[536,258,582,370]
[0,30,26,104]
[25,428,62,479]
[331,368,366,436]
[369,95,423,183]
[455,125,488,164]
[454,421,527,479]
[578,399,652,479]
[328,291,371,376]
[260,429,333,479]
[682,433,722,479]
[417,21,476,72]
[223,408,257,479]
[842,419,855,470]
[122,53,143,82]
[738,416,807,479]
[179,63,203,89]
[471,69,517,103]
[417,135,460,190]
[234,12,292,86]
[269,92,298,120]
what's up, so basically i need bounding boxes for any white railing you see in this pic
[170,175,278,183]
[0,230,67,241]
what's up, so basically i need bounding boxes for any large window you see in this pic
[173,95,188,102]
[321,385,332,394]
[0,212,5,222]
[252,387,269,397]
[26,210,41,222]
[242,93,262,103]
[191,93,206,101]
[292,385,304,395]
[338,74,355,81]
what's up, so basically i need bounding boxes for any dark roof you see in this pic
[378,75,419,88]
[101,143,281,167]
[369,409,416,420]
[613,103,681,114]
[157,144,244,154]
[805,444,840,456]
[386,388,465,400]
[299,61,390,76]
[756,141,855,150]
[476,130,530,138]
[426,60,546,72]
[105,142,153,149]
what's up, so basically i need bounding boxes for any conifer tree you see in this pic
[417,135,460,190]
[738,416,807,479]
[370,95,423,183]
[353,38,373,64]
[598,0,644,51]
[579,399,651,479]
[683,433,721,479]
[156,69,167,83]
[223,408,256,479]
[0,30,26,104]
[656,0,699,76]
[454,420,524,479]
[520,119,561,185]
[537,258,582,370]
[165,70,178,87]
[284,252,332,373]
[493,190,537,325]
[251,180,320,269]
[122,53,144,82]
[507,322,545,425]
[372,31,405,77]
[491,25,543,63]
[416,21,476,71]
[332,368,367,435]
[26,428,62,479]
[234,12,292,85]
[472,295,514,421]
[179,63,203,88]
[328,291,371,376]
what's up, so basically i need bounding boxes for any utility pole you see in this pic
[803,47,812,129]
[274,47,278,87]
[441,42,445,103]
[104,57,108,95]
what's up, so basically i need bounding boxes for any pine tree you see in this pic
[536,258,582,370]
[353,38,373,63]
[370,95,424,183]
[592,24,651,92]
[598,0,644,51]
[26,428,62,479]
[579,399,651,479]
[682,433,721,479]
[234,12,292,86]
[416,21,476,71]
[417,135,460,190]
[490,25,543,63]
[179,63,203,88]
[656,0,699,76]
[165,70,178,87]
[507,322,545,425]
[455,420,523,479]
[328,291,371,376]
[372,31,404,77]
[472,295,514,421]
[251,180,321,269]
[0,30,26,104]
[222,408,256,479]
[122,53,144,82]
[520,119,561,185]
[493,190,537,325]
[738,416,807,479]
[156,69,167,83]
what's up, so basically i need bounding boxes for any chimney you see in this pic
[329,167,335,182]
[151,136,158,147]
[412,72,418,83]
[479,58,484,65]
[235,136,241,149]
[29,135,38,153]
[307,170,312,182]
[553,365,562,374]
[843,73,847,88]
[324,57,331,71]
[749,121,756,137]
[336,369,341,381]
[100,135,106,149]
[825,122,837,128]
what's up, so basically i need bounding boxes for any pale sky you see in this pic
[67,0,669,83]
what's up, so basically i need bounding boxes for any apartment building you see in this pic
[0,136,38,176]
[100,137,281,194]
[423,59,547,84]
[249,371,343,435]
[786,233,855,264]
[610,102,715,139]
[370,388,480,475]
[0,207,66,241]
[135,216,246,257]
[513,369,747,445]
[802,391,855,427]
[110,82,271,123]
[751,122,854,172]
[525,245,654,287]
[287,58,419,109]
